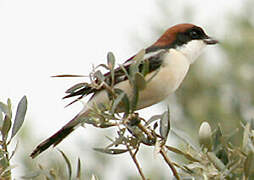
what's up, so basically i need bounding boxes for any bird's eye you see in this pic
[190,30,199,39]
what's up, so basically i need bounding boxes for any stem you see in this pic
[126,145,146,180]
[160,146,180,180]
[137,123,154,140]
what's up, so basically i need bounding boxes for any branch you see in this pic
[126,145,146,180]
[160,146,180,180]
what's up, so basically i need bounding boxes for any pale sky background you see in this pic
[0,0,244,179]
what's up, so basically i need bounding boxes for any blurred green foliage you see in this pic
[176,2,254,147]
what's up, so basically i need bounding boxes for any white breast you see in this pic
[135,49,190,109]
[87,49,191,111]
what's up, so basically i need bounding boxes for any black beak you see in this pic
[203,37,219,45]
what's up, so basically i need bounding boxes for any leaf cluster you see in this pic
[0,96,27,179]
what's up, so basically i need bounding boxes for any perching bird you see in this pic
[31,23,218,158]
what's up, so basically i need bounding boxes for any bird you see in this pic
[31,23,218,158]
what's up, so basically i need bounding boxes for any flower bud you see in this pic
[199,121,212,150]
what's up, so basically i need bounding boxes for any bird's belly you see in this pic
[137,51,190,109]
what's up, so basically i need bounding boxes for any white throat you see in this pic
[177,40,206,64]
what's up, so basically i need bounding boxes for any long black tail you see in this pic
[30,110,89,158]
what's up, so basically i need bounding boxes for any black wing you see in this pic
[63,50,166,105]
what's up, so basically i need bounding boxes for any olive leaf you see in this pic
[76,158,81,179]
[244,151,254,178]
[141,59,150,76]
[107,52,115,86]
[0,102,8,117]
[94,63,109,70]
[111,89,130,114]
[2,115,12,141]
[119,64,131,82]
[134,72,146,91]
[132,49,145,63]
[166,145,200,162]
[51,74,85,78]
[7,98,12,119]
[130,83,139,112]
[94,70,105,82]
[11,96,27,139]
[213,125,223,151]
[9,140,19,160]
[129,49,145,85]
[0,109,3,126]
[207,152,226,171]
[159,107,170,140]
[58,149,72,180]
[93,148,128,155]
[107,52,115,70]
[242,122,250,152]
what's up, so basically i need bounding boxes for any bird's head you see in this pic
[146,23,218,63]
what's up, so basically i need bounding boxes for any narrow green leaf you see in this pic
[129,49,145,83]
[244,151,254,178]
[242,122,250,152]
[119,64,131,83]
[130,83,139,112]
[111,92,125,113]
[166,145,183,154]
[213,125,223,151]
[107,52,116,87]
[93,148,128,155]
[107,52,115,70]
[9,140,19,159]
[141,59,150,76]
[58,149,72,180]
[129,64,139,82]
[112,89,130,114]
[166,145,200,162]
[11,96,27,139]
[94,70,105,82]
[171,129,199,151]
[250,118,254,130]
[7,98,12,119]
[0,165,17,177]
[159,107,170,140]
[94,63,109,70]
[0,102,8,116]
[76,158,81,179]
[134,72,146,90]
[51,74,85,77]
[207,152,226,171]
[2,115,12,141]
[0,149,9,169]
[132,49,145,62]
[0,109,3,127]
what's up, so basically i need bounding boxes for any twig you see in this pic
[137,123,154,140]
[160,146,180,180]
[126,145,146,180]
